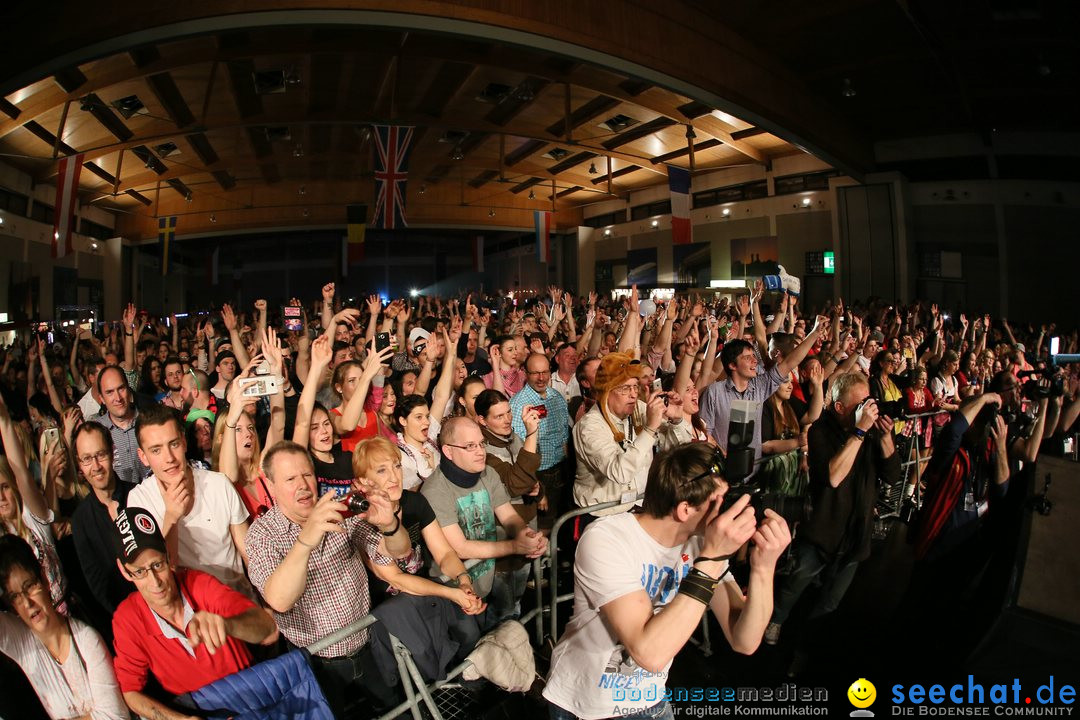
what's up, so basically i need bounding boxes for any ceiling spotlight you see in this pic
[298,185,306,195]
[450,147,464,161]
[588,162,598,174]
[802,197,812,206]
[685,125,696,140]
[841,78,856,98]
[650,219,659,228]
[302,208,310,218]
[210,213,217,223]
[488,209,496,218]
[185,192,193,202]
[0,216,4,225]
[528,189,536,200]
[721,207,731,217]
[293,144,304,158]
[418,184,426,195]
[603,228,612,237]
[89,241,99,251]
[516,82,534,102]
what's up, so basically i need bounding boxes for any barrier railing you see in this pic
[878,409,950,520]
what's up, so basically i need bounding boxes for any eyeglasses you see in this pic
[445,442,486,453]
[611,383,639,396]
[127,560,169,580]
[188,368,201,392]
[682,446,728,489]
[3,577,44,607]
[77,450,111,466]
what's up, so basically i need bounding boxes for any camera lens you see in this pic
[347,493,369,515]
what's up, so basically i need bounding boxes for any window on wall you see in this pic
[629,199,671,221]
[692,179,768,208]
[0,186,30,216]
[583,210,625,228]
[80,217,113,241]
[30,202,55,225]
[774,170,838,196]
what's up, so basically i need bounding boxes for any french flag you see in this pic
[668,165,692,245]
[534,210,552,263]
[52,153,84,259]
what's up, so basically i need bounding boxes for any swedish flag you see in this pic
[158,216,176,275]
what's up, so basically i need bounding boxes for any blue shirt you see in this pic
[509,384,570,470]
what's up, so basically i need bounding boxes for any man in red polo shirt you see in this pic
[110,506,277,720]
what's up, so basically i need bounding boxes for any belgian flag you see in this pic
[346,204,366,265]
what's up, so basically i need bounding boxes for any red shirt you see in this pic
[331,406,378,453]
[112,568,256,695]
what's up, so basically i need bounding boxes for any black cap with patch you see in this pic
[112,506,167,564]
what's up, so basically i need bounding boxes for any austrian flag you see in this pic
[371,125,415,230]
[52,153,84,259]
[668,165,692,245]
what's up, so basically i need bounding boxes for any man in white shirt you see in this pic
[572,352,684,516]
[544,443,790,720]
[126,404,251,595]
[549,344,581,405]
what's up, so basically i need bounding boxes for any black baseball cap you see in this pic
[113,506,168,564]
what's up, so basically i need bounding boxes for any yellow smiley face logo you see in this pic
[848,678,876,709]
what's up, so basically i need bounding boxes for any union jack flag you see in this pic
[371,125,415,229]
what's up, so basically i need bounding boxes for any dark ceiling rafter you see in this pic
[145,72,195,128]
[53,67,87,94]
[602,117,677,150]
[547,150,596,175]
[651,138,720,164]
[545,95,620,138]
[591,164,641,185]
[79,92,133,142]
[415,61,474,118]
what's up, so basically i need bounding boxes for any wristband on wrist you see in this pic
[379,515,401,537]
[851,427,867,440]
[296,536,316,548]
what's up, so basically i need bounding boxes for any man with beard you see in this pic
[157,356,185,412]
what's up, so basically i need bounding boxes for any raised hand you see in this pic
[749,509,792,570]
[254,299,267,313]
[701,493,756,558]
[322,283,335,302]
[310,334,332,368]
[221,304,238,331]
[122,302,137,330]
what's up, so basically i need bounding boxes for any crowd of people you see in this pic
[0,279,1076,720]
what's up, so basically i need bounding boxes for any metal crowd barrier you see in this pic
[877,408,951,520]
[306,614,474,720]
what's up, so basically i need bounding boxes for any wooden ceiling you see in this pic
[0,24,806,238]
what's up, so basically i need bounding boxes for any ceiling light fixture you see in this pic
[722,207,731,217]
[184,192,192,202]
[528,189,536,200]
[210,213,217,223]
[488,209,496,217]
[450,147,464,161]
[651,219,659,228]
[89,241,99,251]
[418,184,426,195]
[685,125,696,140]
[841,78,856,98]
[302,208,310,218]
[604,228,612,237]
[293,144,304,158]
[298,185,306,195]
[802,197,812,206]
[588,162,598,174]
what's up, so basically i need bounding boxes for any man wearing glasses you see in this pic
[70,423,134,624]
[421,416,548,629]
[572,351,685,518]
[510,353,571,519]
[110,506,277,720]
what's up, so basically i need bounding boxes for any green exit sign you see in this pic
[823,251,835,274]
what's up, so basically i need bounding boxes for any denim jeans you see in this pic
[309,643,398,720]
[548,699,674,720]
[771,539,860,625]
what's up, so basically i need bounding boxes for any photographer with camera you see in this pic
[544,442,791,720]
[764,372,900,648]
[509,352,570,520]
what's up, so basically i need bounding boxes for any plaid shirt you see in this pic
[509,384,569,470]
[245,506,392,658]
[90,409,150,486]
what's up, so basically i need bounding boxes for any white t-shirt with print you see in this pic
[543,512,728,719]
[127,465,251,595]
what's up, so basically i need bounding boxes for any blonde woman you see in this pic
[0,391,69,614]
